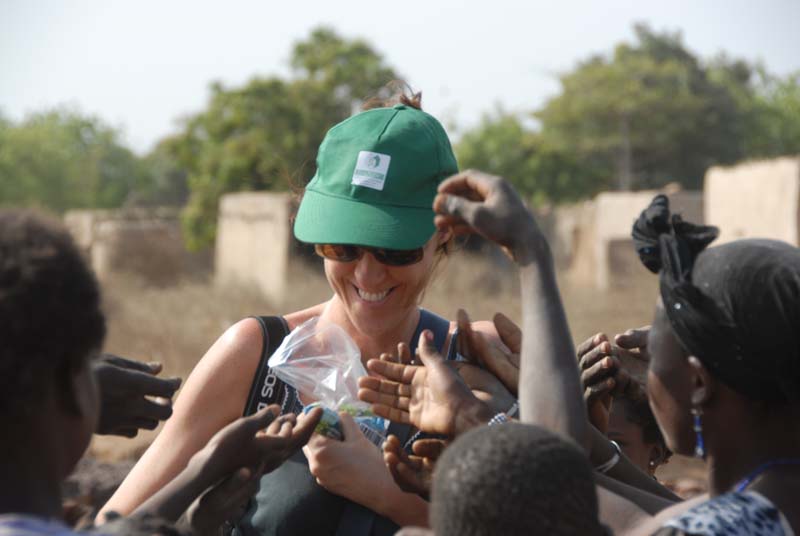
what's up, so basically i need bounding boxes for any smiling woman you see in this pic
[98,90,500,535]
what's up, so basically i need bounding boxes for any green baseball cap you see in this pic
[293,104,459,250]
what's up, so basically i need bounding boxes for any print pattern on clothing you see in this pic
[664,491,789,536]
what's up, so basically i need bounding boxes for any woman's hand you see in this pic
[358,331,494,437]
[303,412,398,514]
[433,170,542,261]
[457,309,521,396]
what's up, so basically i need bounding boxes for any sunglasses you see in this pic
[314,244,425,266]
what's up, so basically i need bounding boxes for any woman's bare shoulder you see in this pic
[284,302,328,330]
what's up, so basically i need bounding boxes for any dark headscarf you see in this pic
[632,195,800,403]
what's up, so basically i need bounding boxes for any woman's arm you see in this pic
[97,318,265,521]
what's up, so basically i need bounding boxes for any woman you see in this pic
[431,176,800,534]
[99,94,508,534]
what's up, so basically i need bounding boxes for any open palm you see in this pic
[358,331,491,436]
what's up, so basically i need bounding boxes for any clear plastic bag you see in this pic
[267,317,386,445]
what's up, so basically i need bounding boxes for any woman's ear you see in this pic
[436,229,453,251]
[687,356,714,408]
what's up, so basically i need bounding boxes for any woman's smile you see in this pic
[353,284,395,304]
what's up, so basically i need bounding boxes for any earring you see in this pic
[691,407,705,458]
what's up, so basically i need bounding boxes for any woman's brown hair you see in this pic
[361,80,423,111]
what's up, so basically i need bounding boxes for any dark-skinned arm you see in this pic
[434,170,588,448]
[433,170,678,521]
[133,406,321,524]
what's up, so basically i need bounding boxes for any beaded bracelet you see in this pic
[487,413,510,426]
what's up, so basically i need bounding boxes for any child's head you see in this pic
[0,209,105,477]
[431,423,605,536]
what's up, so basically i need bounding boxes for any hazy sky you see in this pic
[2,0,798,154]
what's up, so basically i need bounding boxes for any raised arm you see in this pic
[433,171,680,519]
[433,170,588,448]
[98,318,265,521]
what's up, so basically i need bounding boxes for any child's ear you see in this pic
[56,359,97,420]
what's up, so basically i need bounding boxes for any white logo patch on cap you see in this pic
[352,151,391,191]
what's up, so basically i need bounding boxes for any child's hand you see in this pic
[358,330,494,437]
[93,354,182,437]
[382,435,445,500]
[457,309,521,397]
[433,170,541,261]
[195,404,323,483]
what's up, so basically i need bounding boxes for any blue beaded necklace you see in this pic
[734,458,800,492]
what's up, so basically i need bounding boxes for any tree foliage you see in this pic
[456,111,604,204]
[172,27,399,249]
[536,24,747,190]
[458,24,800,198]
[2,23,798,243]
[0,109,147,212]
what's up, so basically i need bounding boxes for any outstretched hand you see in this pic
[382,435,446,500]
[135,405,322,528]
[433,170,540,260]
[358,330,493,437]
[457,309,521,396]
[576,330,649,434]
[197,404,323,483]
[93,354,182,437]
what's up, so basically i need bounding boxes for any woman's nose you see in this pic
[353,251,386,286]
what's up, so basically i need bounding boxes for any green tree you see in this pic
[0,108,147,212]
[174,27,399,250]
[537,24,744,191]
[456,111,602,203]
[749,71,800,156]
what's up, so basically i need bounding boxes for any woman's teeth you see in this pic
[357,288,390,302]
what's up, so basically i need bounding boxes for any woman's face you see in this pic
[646,299,695,456]
[324,233,445,338]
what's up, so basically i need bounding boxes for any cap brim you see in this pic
[294,189,436,249]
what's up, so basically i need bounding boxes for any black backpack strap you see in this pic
[242,316,292,417]
[409,308,452,357]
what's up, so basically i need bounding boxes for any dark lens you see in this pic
[315,244,360,262]
[370,247,424,266]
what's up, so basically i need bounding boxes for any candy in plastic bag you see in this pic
[268,317,386,445]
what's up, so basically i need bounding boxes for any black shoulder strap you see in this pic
[410,308,456,359]
[242,316,291,417]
